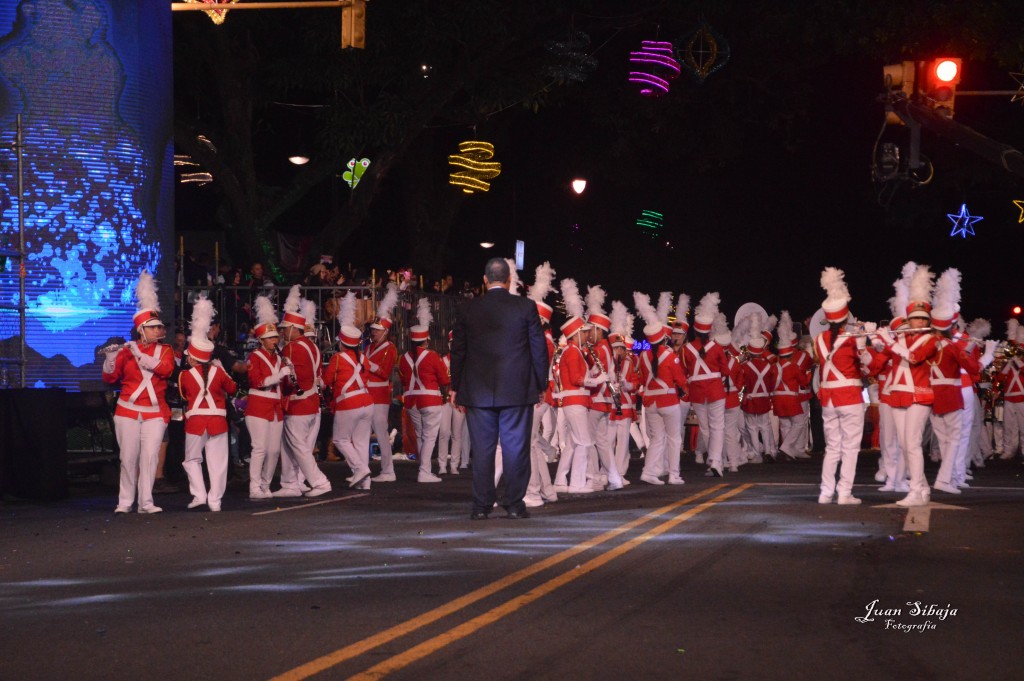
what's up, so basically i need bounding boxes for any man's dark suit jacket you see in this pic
[451,287,548,408]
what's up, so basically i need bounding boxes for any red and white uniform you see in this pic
[721,353,746,469]
[998,353,1024,457]
[682,338,728,474]
[638,345,687,482]
[814,330,867,500]
[773,355,811,459]
[526,331,558,505]
[950,333,982,486]
[364,339,398,476]
[440,353,469,473]
[245,347,285,496]
[864,351,904,491]
[609,351,640,479]
[741,355,778,457]
[929,336,981,489]
[325,347,374,487]
[584,339,622,488]
[180,364,237,509]
[103,342,174,512]
[553,342,594,491]
[278,335,330,495]
[399,346,450,477]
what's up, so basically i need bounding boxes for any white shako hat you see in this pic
[133,271,163,330]
[820,267,851,324]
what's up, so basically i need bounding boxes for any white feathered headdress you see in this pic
[189,295,214,345]
[586,285,607,318]
[253,295,278,338]
[656,292,673,325]
[1008,318,1021,342]
[932,268,961,318]
[694,292,721,330]
[732,312,753,348]
[610,300,629,337]
[712,311,732,347]
[675,293,690,325]
[301,299,317,334]
[633,291,659,328]
[284,284,302,317]
[416,297,433,328]
[561,278,585,319]
[337,291,357,329]
[527,262,556,303]
[966,318,991,341]
[777,310,796,349]
[505,258,521,295]
[819,267,851,322]
[135,271,159,314]
[376,283,399,322]
[909,264,934,305]
[889,261,917,319]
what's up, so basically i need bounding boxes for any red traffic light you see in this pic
[933,59,959,83]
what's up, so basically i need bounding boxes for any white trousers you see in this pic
[878,403,905,486]
[526,405,557,502]
[952,387,974,486]
[969,393,986,464]
[643,402,682,479]
[1003,401,1024,455]
[370,402,395,475]
[631,418,649,451]
[555,405,594,489]
[743,411,777,455]
[332,406,373,482]
[409,405,443,474]
[677,401,691,452]
[820,403,864,498]
[438,403,469,471]
[245,415,283,494]
[724,406,745,468]
[183,431,229,506]
[280,412,328,491]
[587,409,623,486]
[778,412,808,458]
[930,408,963,488]
[611,418,632,477]
[113,415,167,510]
[532,402,558,462]
[892,403,932,496]
[692,400,725,472]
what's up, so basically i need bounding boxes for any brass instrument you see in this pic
[585,342,622,416]
[550,344,566,408]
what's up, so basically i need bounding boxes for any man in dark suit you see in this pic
[451,258,549,519]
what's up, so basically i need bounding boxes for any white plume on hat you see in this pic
[254,295,278,327]
[561,278,585,319]
[376,282,399,321]
[1008,318,1021,342]
[505,258,521,295]
[712,311,732,347]
[909,264,934,304]
[675,293,690,323]
[766,314,778,332]
[416,297,433,328]
[527,262,556,303]
[610,300,629,336]
[966,318,991,341]
[656,292,673,325]
[820,267,851,308]
[284,284,302,316]
[633,291,660,328]
[694,291,721,325]
[732,312,753,348]
[625,313,636,341]
[337,290,357,328]
[189,295,215,343]
[301,298,317,326]
[586,285,607,318]
[135,270,160,313]
[932,268,961,316]
[888,261,917,319]
[777,310,796,348]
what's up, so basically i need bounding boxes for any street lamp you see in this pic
[571,178,587,194]
[480,242,495,249]
[288,154,310,165]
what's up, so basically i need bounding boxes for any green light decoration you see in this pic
[636,209,664,238]
[343,158,371,189]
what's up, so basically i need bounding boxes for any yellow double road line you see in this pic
[270,483,750,681]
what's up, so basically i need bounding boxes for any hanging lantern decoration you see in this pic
[343,158,371,189]
[1011,70,1024,105]
[676,20,731,84]
[1013,199,1024,223]
[636,209,664,238]
[628,41,680,97]
[947,203,982,238]
[184,0,239,26]
[448,141,501,194]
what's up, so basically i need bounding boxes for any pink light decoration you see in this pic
[628,40,681,96]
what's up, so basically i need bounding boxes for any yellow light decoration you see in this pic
[185,0,239,26]
[448,141,501,194]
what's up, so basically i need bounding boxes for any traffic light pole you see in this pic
[889,95,1024,181]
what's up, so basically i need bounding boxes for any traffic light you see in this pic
[921,58,961,118]
[341,0,366,49]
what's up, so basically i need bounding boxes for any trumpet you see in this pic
[585,342,622,415]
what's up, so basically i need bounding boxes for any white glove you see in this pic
[621,380,635,392]
[583,372,608,387]
[262,369,286,388]
[366,361,381,374]
[136,351,160,371]
[862,322,877,334]
[871,339,885,353]
[877,327,894,346]
[129,341,143,360]
[980,340,997,369]
[102,351,117,374]
[855,335,866,350]
[890,343,910,360]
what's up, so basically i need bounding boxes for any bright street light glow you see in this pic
[935,59,958,82]
[480,242,495,249]
[288,155,310,165]
[571,179,587,194]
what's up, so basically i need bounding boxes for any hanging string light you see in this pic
[628,41,680,97]
[448,141,502,194]
[183,0,239,25]
[676,20,731,83]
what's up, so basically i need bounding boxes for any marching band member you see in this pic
[773,311,811,463]
[103,271,175,514]
[998,321,1024,459]
[609,305,639,480]
[814,267,870,505]
[962,318,993,477]
[670,293,692,457]
[875,265,940,507]
[712,312,746,472]
[366,283,400,482]
[324,292,374,490]
[523,262,559,507]
[741,313,779,462]
[635,292,687,485]
[179,296,237,511]
[683,292,729,478]
[552,279,604,494]
[399,298,450,482]
[584,285,625,490]
[438,331,470,474]
[245,296,287,500]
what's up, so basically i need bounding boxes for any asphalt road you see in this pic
[2,453,1023,681]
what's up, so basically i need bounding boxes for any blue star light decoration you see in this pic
[947,203,982,238]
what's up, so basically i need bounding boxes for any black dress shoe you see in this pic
[505,509,530,519]
[704,468,722,478]
[470,511,490,520]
